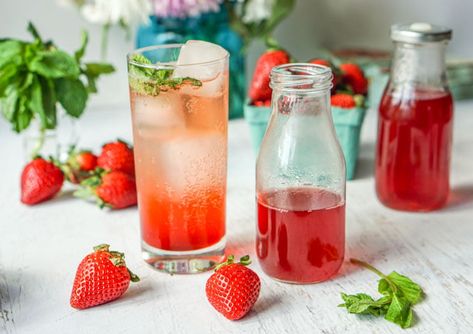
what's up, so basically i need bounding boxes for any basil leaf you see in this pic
[55,78,87,118]
[74,31,88,62]
[29,50,80,78]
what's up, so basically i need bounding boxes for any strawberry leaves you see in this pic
[339,259,424,329]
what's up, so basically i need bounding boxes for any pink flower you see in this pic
[152,0,223,18]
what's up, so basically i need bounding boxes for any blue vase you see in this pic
[136,9,245,119]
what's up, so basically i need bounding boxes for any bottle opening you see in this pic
[270,63,333,92]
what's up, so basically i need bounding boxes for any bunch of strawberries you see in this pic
[20,140,137,209]
[249,49,369,109]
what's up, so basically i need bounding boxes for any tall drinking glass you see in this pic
[127,42,229,273]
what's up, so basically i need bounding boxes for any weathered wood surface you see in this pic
[1,102,472,333]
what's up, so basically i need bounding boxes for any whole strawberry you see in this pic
[340,63,368,95]
[75,170,137,209]
[97,140,135,176]
[64,148,98,184]
[21,157,64,205]
[249,49,290,103]
[206,255,261,320]
[70,244,139,310]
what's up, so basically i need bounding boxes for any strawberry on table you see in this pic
[249,49,290,103]
[70,244,139,310]
[206,255,261,320]
[75,170,137,209]
[340,63,368,95]
[97,140,135,176]
[20,157,64,205]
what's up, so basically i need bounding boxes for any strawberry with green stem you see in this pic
[70,244,139,310]
[74,169,137,209]
[206,255,261,320]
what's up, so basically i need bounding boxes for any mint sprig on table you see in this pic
[0,22,114,136]
[339,258,424,329]
[128,54,201,96]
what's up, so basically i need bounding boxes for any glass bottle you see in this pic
[256,63,346,284]
[376,23,453,211]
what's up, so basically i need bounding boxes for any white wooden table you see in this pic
[1,101,473,334]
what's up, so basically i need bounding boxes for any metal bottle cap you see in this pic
[391,22,452,43]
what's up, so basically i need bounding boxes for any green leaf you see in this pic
[0,63,20,96]
[386,271,423,304]
[27,22,43,45]
[27,75,56,130]
[0,40,24,69]
[82,63,115,93]
[84,62,115,75]
[15,95,33,132]
[29,50,80,78]
[384,293,413,329]
[339,293,391,316]
[55,78,87,118]
[74,31,88,62]
[39,77,57,129]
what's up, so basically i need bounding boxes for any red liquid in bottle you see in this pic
[376,90,453,211]
[256,187,345,283]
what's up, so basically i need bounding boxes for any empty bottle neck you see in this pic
[391,41,448,88]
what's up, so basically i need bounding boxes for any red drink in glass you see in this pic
[256,187,345,283]
[376,90,453,211]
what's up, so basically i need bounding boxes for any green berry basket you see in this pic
[244,101,367,180]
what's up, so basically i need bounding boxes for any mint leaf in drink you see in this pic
[128,53,202,96]
[339,258,424,329]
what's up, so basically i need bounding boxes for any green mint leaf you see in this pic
[340,259,424,330]
[27,22,43,45]
[55,78,87,118]
[0,40,24,70]
[15,96,33,132]
[38,77,57,129]
[386,271,423,304]
[74,31,88,62]
[29,50,80,78]
[128,53,202,96]
[28,75,47,129]
[0,63,19,97]
[84,62,115,75]
[384,293,413,329]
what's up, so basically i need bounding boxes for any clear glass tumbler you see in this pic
[127,42,229,273]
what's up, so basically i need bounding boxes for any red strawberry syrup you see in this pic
[256,187,345,283]
[376,90,453,211]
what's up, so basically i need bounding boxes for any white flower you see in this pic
[242,0,275,24]
[80,0,151,26]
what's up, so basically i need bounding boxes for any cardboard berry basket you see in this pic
[244,101,367,180]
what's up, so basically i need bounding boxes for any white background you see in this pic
[0,0,472,109]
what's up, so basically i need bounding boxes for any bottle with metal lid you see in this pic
[375,23,454,211]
